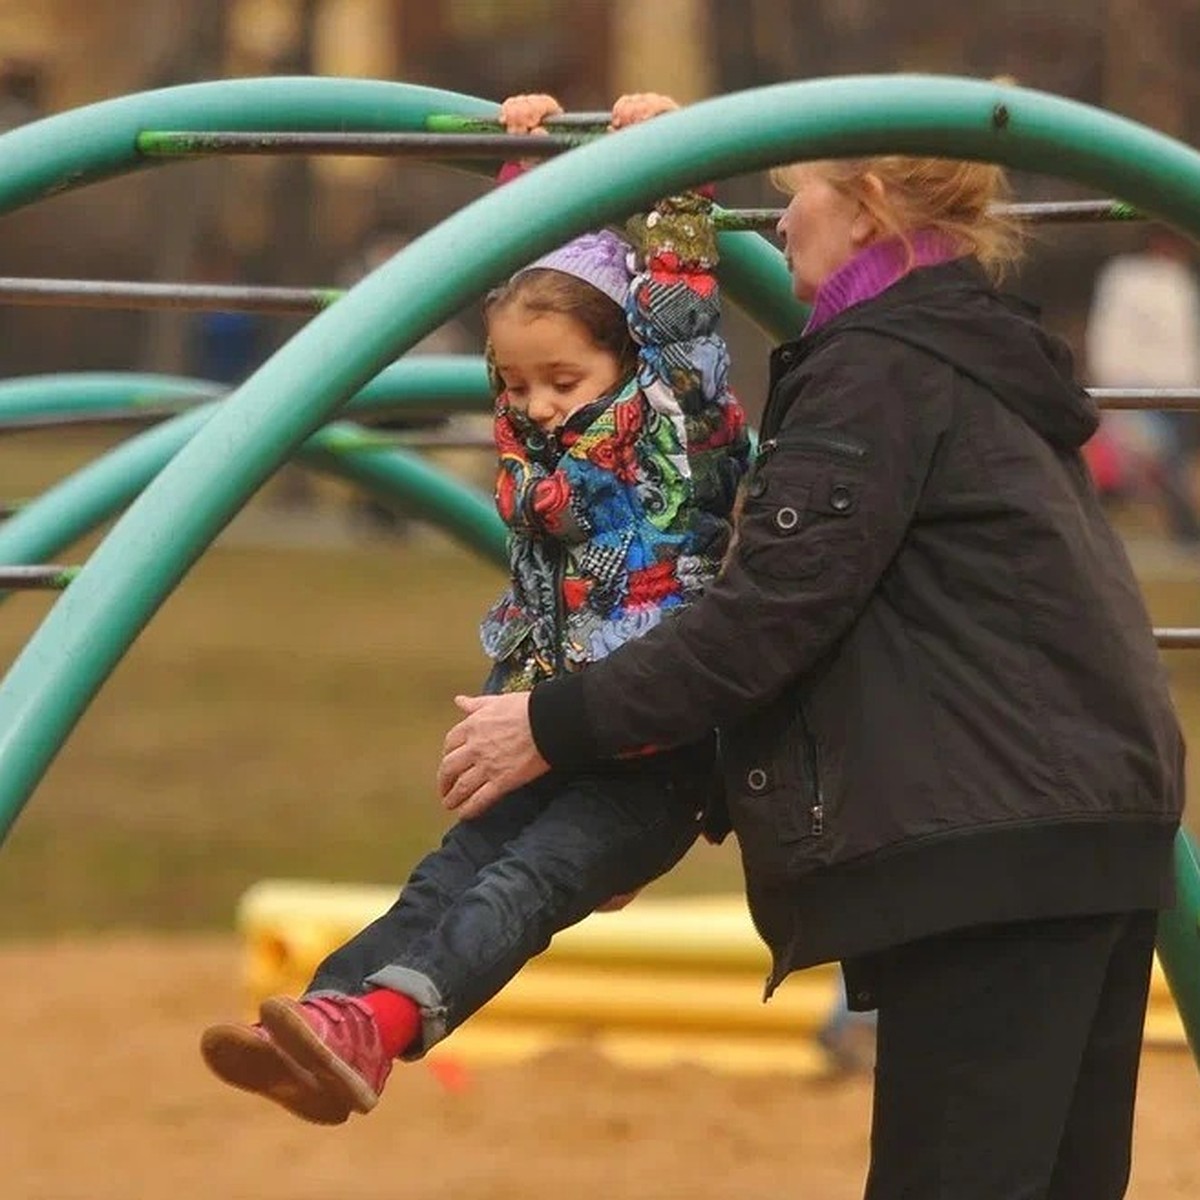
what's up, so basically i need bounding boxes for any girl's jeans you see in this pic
[306,758,708,1057]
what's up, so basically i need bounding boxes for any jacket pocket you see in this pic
[721,699,825,886]
[737,433,867,581]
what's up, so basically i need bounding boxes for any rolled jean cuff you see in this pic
[363,965,449,1061]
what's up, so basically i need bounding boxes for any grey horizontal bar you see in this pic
[0,565,77,590]
[137,129,581,160]
[0,277,339,315]
[716,199,1144,230]
[1155,629,1200,650]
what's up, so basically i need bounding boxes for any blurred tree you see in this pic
[395,0,612,109]
[1104,0,1194,139]
[139,0,232,374]
[258,0,321,306]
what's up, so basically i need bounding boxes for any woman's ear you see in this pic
[851,173,885,247]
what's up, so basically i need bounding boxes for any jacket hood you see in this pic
[829,258,1099,450]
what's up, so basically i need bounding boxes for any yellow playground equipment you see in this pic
[237,881,1187,1078]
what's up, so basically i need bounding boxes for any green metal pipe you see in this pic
[1157,829,1200,1057]
[0,408,503,583]
[3,378,1193,436]
[299,425,504,563]
[0,372,225,418]
[0,77,496,213]
[0,360,491,426]
[0,363,502,574]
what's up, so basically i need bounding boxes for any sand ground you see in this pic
[7,935,1200,1200]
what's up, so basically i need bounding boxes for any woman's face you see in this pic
[775,164,876,302]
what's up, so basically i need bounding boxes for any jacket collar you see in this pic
[802,231,962,336]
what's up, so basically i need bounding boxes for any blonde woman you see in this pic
[440,155,1185,1199]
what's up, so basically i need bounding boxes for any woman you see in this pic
[438,152,1185,1199]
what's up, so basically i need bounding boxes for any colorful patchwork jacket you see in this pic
[481,193,750,693]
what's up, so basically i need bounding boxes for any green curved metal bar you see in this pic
[0,363,504,572]
[0,373,224,417]
[1158,832,1200,1057]
[0,358,491,425]
[0,77,493,211]
[0,75,804,342]
[1,73,1199,1057]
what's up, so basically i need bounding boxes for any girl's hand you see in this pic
[610,93,680,131]
[499,93,563,136]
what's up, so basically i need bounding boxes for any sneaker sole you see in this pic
[259,997,381,1115]
[200,1022,351,1125]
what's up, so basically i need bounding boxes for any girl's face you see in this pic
[488,308,624,431]
[775,164,878,302]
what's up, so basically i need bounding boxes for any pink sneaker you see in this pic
[259,994,392,1115]
[199,1021,351,1125]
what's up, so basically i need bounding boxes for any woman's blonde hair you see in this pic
[772,156,1026,283]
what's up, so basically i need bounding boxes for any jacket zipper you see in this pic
[796,703,825,836]
[757,431,869,466]
[529,426,569,677]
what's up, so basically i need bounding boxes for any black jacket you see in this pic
[531,258,1185,997]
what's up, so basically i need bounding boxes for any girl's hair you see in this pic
[484,269,639,376]
[773,156,1025,283]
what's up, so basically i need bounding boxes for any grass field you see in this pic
[0,455,1196,936]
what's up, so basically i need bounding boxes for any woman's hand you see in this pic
[610,93,680,131]
[499,93,563,136]
[438,692,550,819]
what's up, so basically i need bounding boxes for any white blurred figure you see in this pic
[1085,228,1200,545]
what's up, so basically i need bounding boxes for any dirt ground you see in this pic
[6,935,1200,1200]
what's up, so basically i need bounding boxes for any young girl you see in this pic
[199,93,748,1125]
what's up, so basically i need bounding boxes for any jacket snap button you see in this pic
[829,484,854,512]
[746,767,769,792]
[774,506,799,532]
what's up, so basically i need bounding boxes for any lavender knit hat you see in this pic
[515,228,633,307]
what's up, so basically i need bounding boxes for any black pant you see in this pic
[864,910,1158,1200]
[307,763,704,1056]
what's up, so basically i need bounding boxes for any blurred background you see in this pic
[0,0,1197,938]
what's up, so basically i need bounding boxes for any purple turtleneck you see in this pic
[802,231,962,335]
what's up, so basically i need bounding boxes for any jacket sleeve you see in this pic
[626,193,749,521]
[626,192,727,414]
[529,337,952,768]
